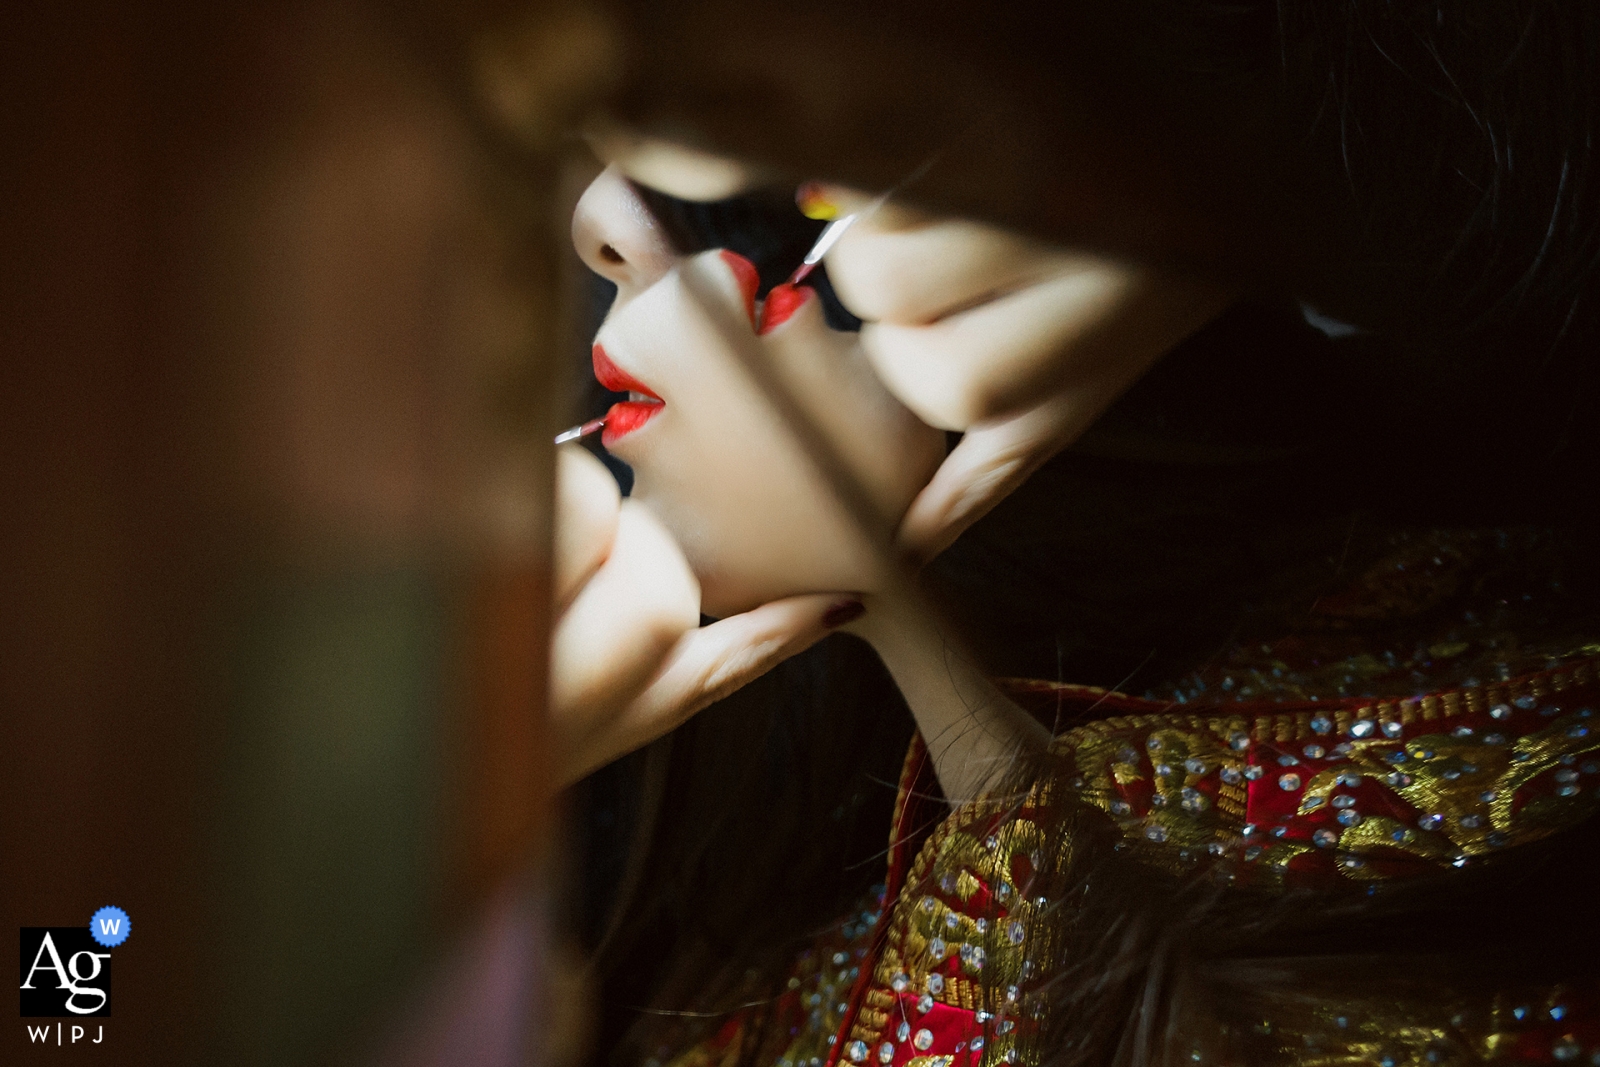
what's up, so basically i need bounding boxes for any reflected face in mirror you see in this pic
[572,167,944,617]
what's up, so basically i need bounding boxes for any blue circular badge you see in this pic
[90,906,130,948]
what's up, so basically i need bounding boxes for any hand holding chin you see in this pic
[551,446,854,784]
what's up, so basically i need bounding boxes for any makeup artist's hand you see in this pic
[815,185,1232,560]
[551,446,847,784]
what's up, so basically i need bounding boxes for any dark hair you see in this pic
[575,4,1600,1063]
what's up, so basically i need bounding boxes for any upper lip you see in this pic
[592,343,662,401]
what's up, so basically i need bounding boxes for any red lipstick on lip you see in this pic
[592,343,663,446]
[758,282,813,335]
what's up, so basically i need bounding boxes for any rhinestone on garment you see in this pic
[1338,771,1362,787]
[1245,765,1266,781]
[1278,754,1300,766]
[917,993,934,1014]
[1146,823,1169,842]
[975,917,987,934]
[945,912,959,931]
[877,1042,894,1064]
[1310,715,1333,735]
[975,1010,993,1024]
[1341,853,1366,869]
[1155,763,1173,778]
[1007,920,1026,945]
[1333,742,1354,756]
[920,896,936,914]
[898,1021,911,1042]
[1304,794,1326,810]
[1111,800,1132,816]
[1304,744,1326,760]
[1487,831,1509,848]
[1147,736,1162,751]
[1181,792,1211,814]
[1387,772,1415,787]
[1514,694,1538,710]
[913,1029,934,1052]
[939,873,958,893]
[890,971,909,993]
[1382,721,1404,738]
[1553,1037,1581,1062]
[1484,733,1508,745]
[1220,766,1243,784]
[1550,1005,1568,1021]
[1185,758,1208,774]
[833,952,849,965]
[1313,828,1338,848]
[1349,720,1376,738]
[928,937,947,959]
[846,1041,869,1063]
[1557,784,1582,797]
[998,1019,1016,1035]
[1453,725,1476,738]
[1418,814,1445,832]
[985,835,999,851]
[926,972,944,995]
[1230,731,1250,751]
[1480,790,1498,803]
[1569,724,1590,738]
[971,1038,985,1051]
[1332,794,1357,809]
[1338,810,1363,827]
[1279,773,1302,791]
[1244,846,1263,861]
[1490,703,1513,720]
[1385,751,1409,765]
[1459,815,1482,829]
[1557,768,1580,783]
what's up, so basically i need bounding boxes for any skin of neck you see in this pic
[842,595,1051,804]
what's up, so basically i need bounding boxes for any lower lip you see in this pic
[601,400,662,446]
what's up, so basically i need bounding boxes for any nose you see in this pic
[572,165,677,295]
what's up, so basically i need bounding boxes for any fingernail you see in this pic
[757,282,813,335]
[822,599,865,629]
[796,181,840,221]
[718,249,760,328]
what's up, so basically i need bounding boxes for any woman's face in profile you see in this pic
[571,167,943,617]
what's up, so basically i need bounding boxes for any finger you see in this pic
[826,210,1067,326]
[564,592,850,781]
[550,499,700,732]
[896,399,1088,562]
[553,444,621,611]
[859,264,1138,430]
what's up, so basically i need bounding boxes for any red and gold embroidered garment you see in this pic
[648,529,1600,1067]
[657,663,1599,1067]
